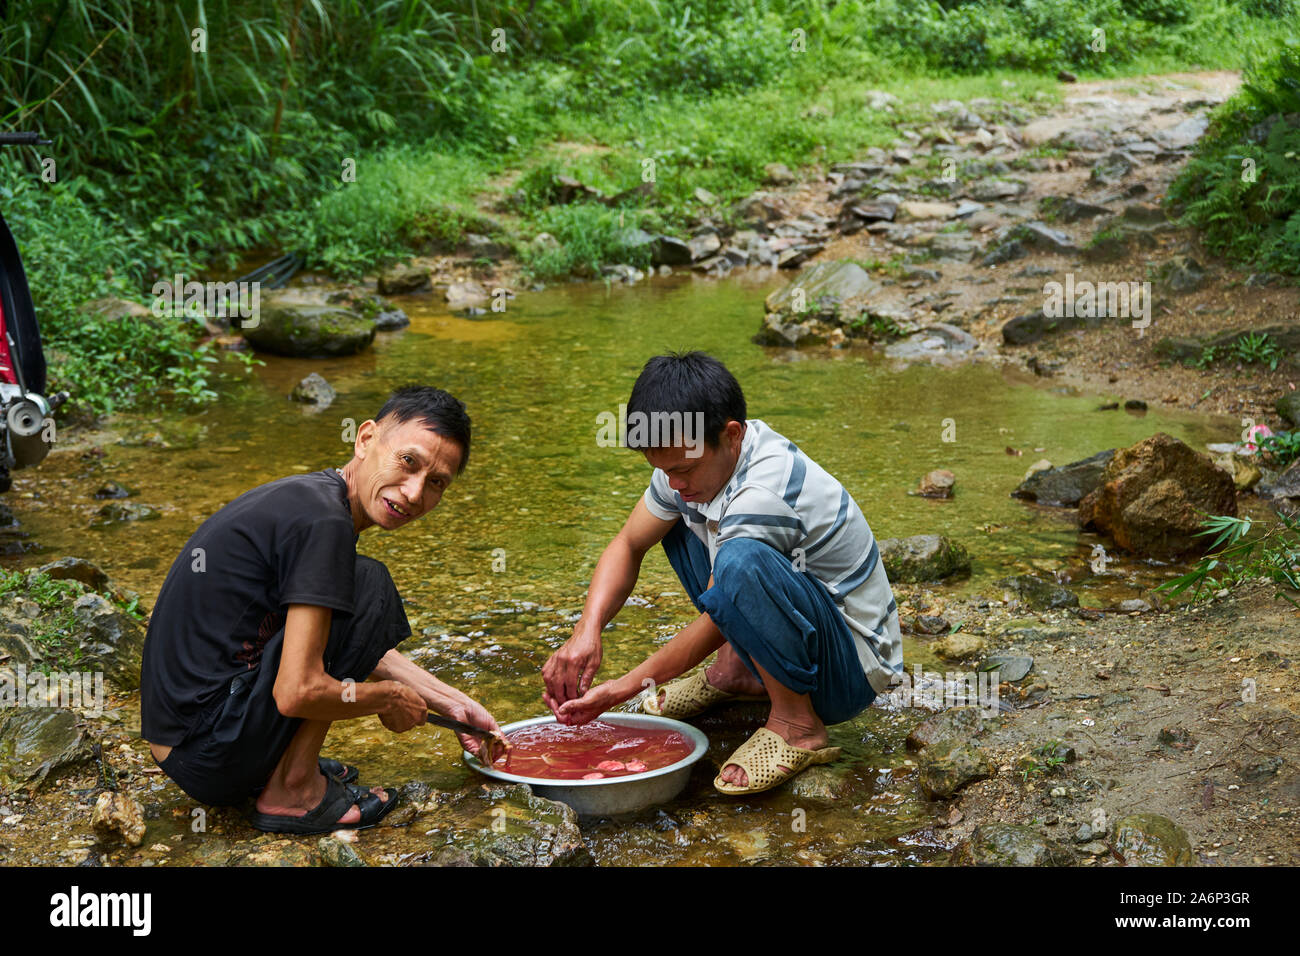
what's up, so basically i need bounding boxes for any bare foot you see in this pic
[718,713,828,789]
[254,771,388,824]
[654,651,767,708]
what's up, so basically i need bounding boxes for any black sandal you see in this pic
[247,774,397,835]
[319,756,359,784]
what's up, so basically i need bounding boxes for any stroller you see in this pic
[0,131,67,492]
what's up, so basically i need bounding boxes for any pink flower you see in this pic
[1243,424,1274,454]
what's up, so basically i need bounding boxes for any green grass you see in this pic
[0,0,1289,414]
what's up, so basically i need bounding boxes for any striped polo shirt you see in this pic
[642,418,902,694]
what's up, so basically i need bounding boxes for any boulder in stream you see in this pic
[1012,449,1115,506]
[950,823,1074,866]
[404,783,592,867]
[878,534,971,582]
[918,738,993,798]
[1078,433,1237,558]
[244,295,376,358]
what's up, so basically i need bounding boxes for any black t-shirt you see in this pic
[140,468,358,746]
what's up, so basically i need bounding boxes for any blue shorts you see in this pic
[661,522,876,725]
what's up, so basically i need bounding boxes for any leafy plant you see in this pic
[1262,429,1300,466]
[1232,331,1284,370]
[1156,513,1300,607]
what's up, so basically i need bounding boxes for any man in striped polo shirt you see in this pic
[542,351,902,794]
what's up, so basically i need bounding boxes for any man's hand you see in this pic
[440,695,505,759]
[554,679,626,727]
[542,631,602,716]
[378,680,427,733]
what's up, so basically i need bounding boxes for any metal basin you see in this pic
[463,712,709,817]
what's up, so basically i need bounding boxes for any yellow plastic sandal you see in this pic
[641,669,762,719]
[713,727,841,795]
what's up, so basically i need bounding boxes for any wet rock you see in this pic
[95,502,160,522]
[906,706,984,751]
[377,264,432,295]
[935,632,985,661]
[1277,393,1300,428]
[0,708,94,788]
[1078,433,1238,558]
[35,557,110,592]
[981,654,1033,682]
[1156,255,1208,294]
[245,297,375,358]
[788,764,857,803]
[764,260,877,321]
[445,280,490,311]
[884,323,978,361]
[687,233,721,261]
[649,236,693,267]
[1012,449,1116,506]
[951,824,1074,866]
[996,574,1079,610]
[229,839,323,867]
[916,469,956,499]
[918,739,993,799]
[91,792,146,848]
[1091,150,1137,185]
[317,835,367,867]
[92,482,131,500]
[71,593,146,690]
[414,783,592,867]
[374,309,410,331]
[1112,813,1195,866]
[289,372,336,407]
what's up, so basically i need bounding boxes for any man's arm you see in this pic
[370,648,504,756]
[272,604,426,730]
[554,599,725,725]
[541,498,678,714]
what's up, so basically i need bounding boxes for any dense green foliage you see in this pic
[0,0,1286,413]
[1170,36,1300,274]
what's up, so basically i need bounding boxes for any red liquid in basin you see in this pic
[490,720,694,780]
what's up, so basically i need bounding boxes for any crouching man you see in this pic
[542,352,902,794]
[140,385,502,833]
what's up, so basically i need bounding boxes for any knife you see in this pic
[426,712,510,762]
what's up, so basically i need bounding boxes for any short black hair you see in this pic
[625,351,746,450]
[375,385,472,473]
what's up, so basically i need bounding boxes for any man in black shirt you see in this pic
[140,385,501,833]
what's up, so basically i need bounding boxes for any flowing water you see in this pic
[4,270,1239,864]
